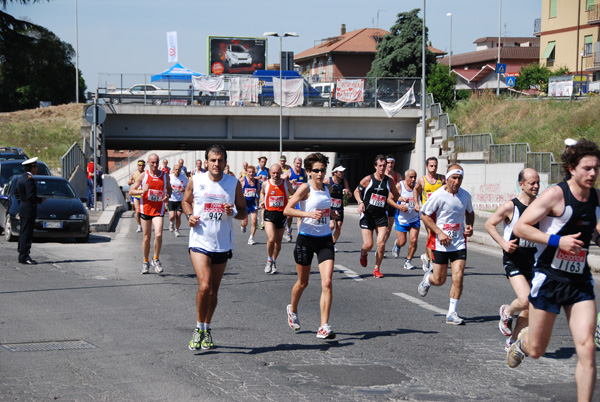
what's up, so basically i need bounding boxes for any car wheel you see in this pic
[5,216,15,242]
[111,98,120,105]
[153,99,162,106]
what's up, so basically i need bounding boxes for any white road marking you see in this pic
[393,292,447,315]
[334,264,364,281]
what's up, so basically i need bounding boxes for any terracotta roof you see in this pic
[429,45,447,56]
[452,63,527,83]
[295,28,388,61]
[473,37,540,45]
[438,47,539,66]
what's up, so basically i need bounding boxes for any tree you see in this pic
[514,63,551,93]
[427,63,455,110]
[368,9,436,78]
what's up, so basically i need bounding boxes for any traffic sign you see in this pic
[496,63,506,74]
[505,76,516,87]
[85,105,106,125]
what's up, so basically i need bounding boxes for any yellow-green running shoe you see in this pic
[189,328,204,350]
[594,312,600,349]
[201,329,214,350]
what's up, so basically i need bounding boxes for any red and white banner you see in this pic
[335,79,364,102]
[167,31,178,63]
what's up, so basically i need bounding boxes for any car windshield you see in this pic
[1,163,52,186]
[231,45,247,53]
[0,155,27,161]
[35,179,77,199]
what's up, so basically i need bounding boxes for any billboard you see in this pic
[208,36,267,76]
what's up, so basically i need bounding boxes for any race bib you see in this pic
[519,238,536,248]
[551,248,587,274]
[426,192,433,199]
[369,193,386,208]
[268,195,284,208]
[202,203,225,221]
[148,189,164,202]
[172,184,184,194]
[404,200,415,209]
[443,223,461,239]
[331,198,342,209]
[310,208,330,226]
[244,188,257,198]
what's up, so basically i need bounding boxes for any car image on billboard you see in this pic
[208,36,267,75]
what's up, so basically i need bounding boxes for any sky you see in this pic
[5,0,541,92]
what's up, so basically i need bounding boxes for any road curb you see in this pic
[90,204,125,232]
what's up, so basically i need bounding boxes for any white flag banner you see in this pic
[335,79,364,102]
[273,78,304,107]
[167,31,178,63]
[192,75,224,92]
[378,84,416,118]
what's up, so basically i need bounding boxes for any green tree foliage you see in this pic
[368,9,436,78]
[515,63,572,94]
[0,0,86,111]
[427,63,455,110]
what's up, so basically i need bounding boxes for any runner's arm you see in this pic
[283,183,312,218]
[128,173,146,196]
[484,201,518,252]
[353,176,369,214]
[413,178,423,211]
[181,178,199,227]
[232,181,247,221]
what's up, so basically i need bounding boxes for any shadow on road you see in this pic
[543,347,576,360]
[194,340,353,356]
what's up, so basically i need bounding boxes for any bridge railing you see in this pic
[454,133,493,153]
[92,73,422,109]
[489,143,529,163]
[61,141,85,179]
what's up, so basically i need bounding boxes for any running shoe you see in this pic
[373,268,384,278]
[403,259,416,270]
[334,245,338,252]
[259,223,264,230]
[189,328,204,350]
[201,329,214,350]
[285,229,293,242]
[152,259,164,274]
[287,304,300,330]
[241,225,246,233]
[136,225,142,233]
[498,304,513,336]
[316,324,336,339]
[420,253,431,272]
[270,261,277,274]
[418,271,431,297]
[169,222,174,232]
[174,229,181,237]
[507,327,529,368]
[359,250,368,267]
[392,243,400,258]
[264,260,272,274]
[446,312,465,325]
[595,312,600,349]
[505,338,515,353]
[248,237,256,245]
[141,262,150,275]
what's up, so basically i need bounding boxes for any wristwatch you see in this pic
[186,214,192,220]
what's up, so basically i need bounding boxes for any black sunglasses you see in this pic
[311,168,326,174]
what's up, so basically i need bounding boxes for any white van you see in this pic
[312,82,336,107]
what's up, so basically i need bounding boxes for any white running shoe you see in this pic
[169,222,174,232]
[403,259,416,270]
[136,225,142,233]
[141,262,150,274]
[241,225,246,233]
[270,261,277,274]
[334,245,338,252]
[418,271,431,297]
[446,312,465,325]
[499,304,513,336]
[392,243,400,258]
[420,253,431,272]
[507,327,529,368]
[264,260,272,274]
[247,237,256,245]
[284,229,292,242]
[174,229,181,237]
[287,304,300,330]
[152,259,164,274]
[505,338,515,352]
[316,324,336,339]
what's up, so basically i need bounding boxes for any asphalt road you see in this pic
[1,210,599,401]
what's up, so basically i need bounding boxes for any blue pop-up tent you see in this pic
[151,63,204,83]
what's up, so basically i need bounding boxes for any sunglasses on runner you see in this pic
[311,168,326,174]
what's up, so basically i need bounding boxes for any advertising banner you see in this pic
[335,79,364,102]
[167,31,178,63]
[208,36,267,75]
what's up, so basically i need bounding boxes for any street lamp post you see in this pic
[263,32,299,156]
[75,0,79,103]
[496,0,502,96]
[421,0,427,176]
[446,13,452,74]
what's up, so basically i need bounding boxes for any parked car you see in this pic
[0,159,52,187]
[0,175,89,243]
[104,84,169,105]
[225,44,253,67]
[0,146,28,161]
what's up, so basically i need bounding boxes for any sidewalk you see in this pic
[88,204,126,232]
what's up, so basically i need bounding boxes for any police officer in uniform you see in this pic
[15,157,44,264]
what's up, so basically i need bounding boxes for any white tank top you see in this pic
[189,172,238,252]
[169,173,188,202]
[298,184,332,237]
[395,181,419,224]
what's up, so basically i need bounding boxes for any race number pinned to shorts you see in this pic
[148,189,164,202]
[268,196,284,208]
[551,248,587,274]
[331,198,342,209]
[369,193,386,208]
[443,223,460,238]
[203,203,225,221]
[244,188,257,198]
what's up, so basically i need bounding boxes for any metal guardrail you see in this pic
[489,143,529,164]
[61,142,85,179]
[439,114,449,130]
[527,152,555,173]
[454,133,493,153]
[550,162,563,184]
[430,103,441,118]
[447,124,457,139]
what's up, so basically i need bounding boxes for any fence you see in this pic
[60,141,86,180]
[454,133,493,153]
[527,152,555,173]
[489,143,529,164]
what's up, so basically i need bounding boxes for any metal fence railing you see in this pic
[61,142,85,180]
[550,162,564,184]
[454,133,493,153]
[430,103,441,118]
[489,143,529,164]
[527,152,555,173]
[447,124,457,140]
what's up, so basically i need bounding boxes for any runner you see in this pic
[193,159,205,175]
[128,159,145,233]
[414,157,446,271]
[178,158,187,176]
[417,164,474,325]
[161,159,170,174]
[240,165,260,245]
[168,163,189,237]
[259,164,294,274]
[391,169,420,270]
[284,152,337,340]
[383,155,403,254]
[484,168,539,351]
[283,157,307,242]
[329,164,350,251]
[507,140,599,402]
[129,153,172,274]
[353,154,401,278]
[182,144,247,351]
[238,161,249,179]
[279,155,291,173]
[256,156,269,230]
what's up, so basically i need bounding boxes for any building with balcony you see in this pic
[536,0,600,89]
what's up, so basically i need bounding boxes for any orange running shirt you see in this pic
[140,170,167,216]
[263,180,288,212]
